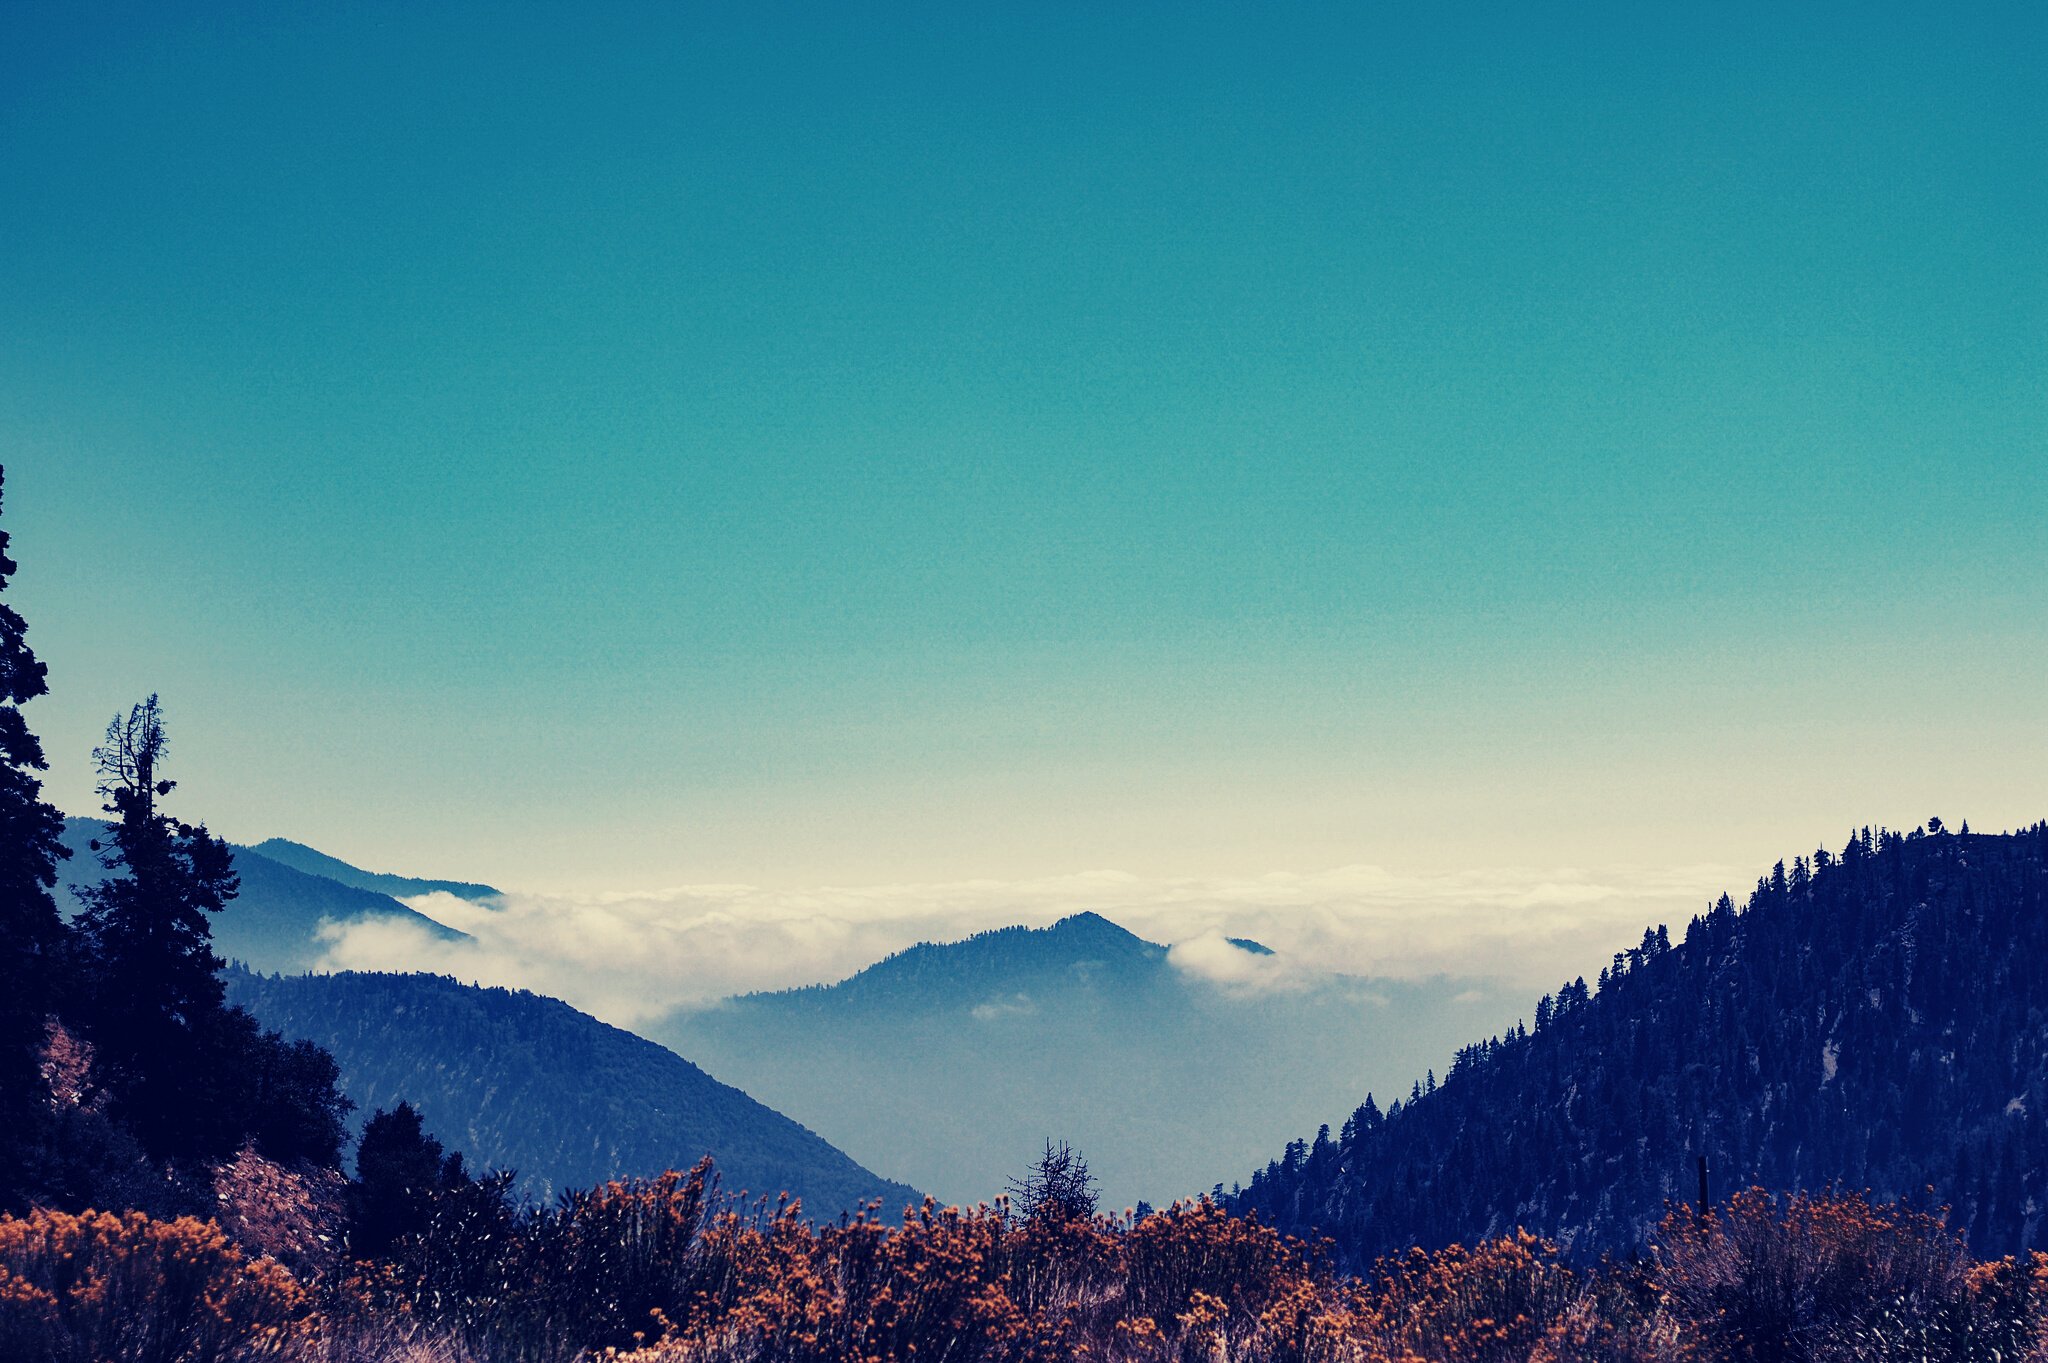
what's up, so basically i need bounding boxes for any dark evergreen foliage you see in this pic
[1230,822,2048,1262]
[226,1008,354,1166]
[0,466,68,1209]
[0,481,351,1201]
[350,1101,474,1257]
[60,697,352,1170]
[71,697,245,1158]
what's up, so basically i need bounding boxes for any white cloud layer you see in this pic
[1165,933,1307,995]
[313,861,1737,1031]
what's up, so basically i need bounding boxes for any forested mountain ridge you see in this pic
[1231,821,2048,1262]
[227,968,921,1214]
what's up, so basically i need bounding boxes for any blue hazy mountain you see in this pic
[57,818,468,975]
[653,911,1518,1212]
[246,837,501,902]
[227,968,920,1215]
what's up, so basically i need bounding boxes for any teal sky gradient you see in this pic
[2,1,2043,890]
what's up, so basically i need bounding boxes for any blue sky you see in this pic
[2,1,2042,891]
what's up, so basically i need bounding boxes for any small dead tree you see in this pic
[1007,1139,1098,1224]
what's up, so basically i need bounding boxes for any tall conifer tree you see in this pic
[0,466,68,1207]
[74,695,241,1158]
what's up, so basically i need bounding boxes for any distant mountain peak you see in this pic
[660,906,1514,1209]
[250,837,500,902]
[714,910,1169,1016]
[1226,937,1276,956]
[1046,910,1152,944]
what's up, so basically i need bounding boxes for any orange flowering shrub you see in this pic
[997,1197,1120,1338]
[677,1198,1048,1363]
[1359,1231,1581,1363]
[1942,1252,2048,1363]
[562,1188,2048,1363]
[601,1194,1368,1363]
[20,1167,2048,1363]
[0,1206,306,1362]
[1117,1198,1358,1363]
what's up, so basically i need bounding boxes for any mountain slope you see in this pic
[227,969,921,1214]
[57,818,466,974]
[655,912,1517,1211]
[1230,822,2048,1261]
[247,837,500,902]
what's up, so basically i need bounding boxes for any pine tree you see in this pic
[0,467,68,1208]
[350,1102,470,1257]
[73,696,242,1158]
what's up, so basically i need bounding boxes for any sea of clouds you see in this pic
[313,860,1737,1031]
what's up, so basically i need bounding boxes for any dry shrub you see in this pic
[1117,1198,1355,1363]
[676,1198,1041,1363]
[0,1205,307,1363]
[1649,1187,2030,1363]
[1361,1231,1581,1363]
[284,1301,483,1363]
[527,1164,717,1353]
[211,1145,351,1281]
[23,1171,2048,1363]
[356,1161,720,1363]
[39,1021,98,1113]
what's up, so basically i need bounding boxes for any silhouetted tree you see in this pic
[209,1005,352,1166]
[0,467,68,1208]
[47,699,349,1175]
[72,696,242,1158]
[351,1102,472,1257]
[1006,1138,1097,1224]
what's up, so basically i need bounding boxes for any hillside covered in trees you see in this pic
[228,968,919,1213]
[1232,821,2048,1262]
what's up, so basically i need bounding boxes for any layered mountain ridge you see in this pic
[56,817,468,975]
[247,836,501,902]
[56,820,916,1217]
